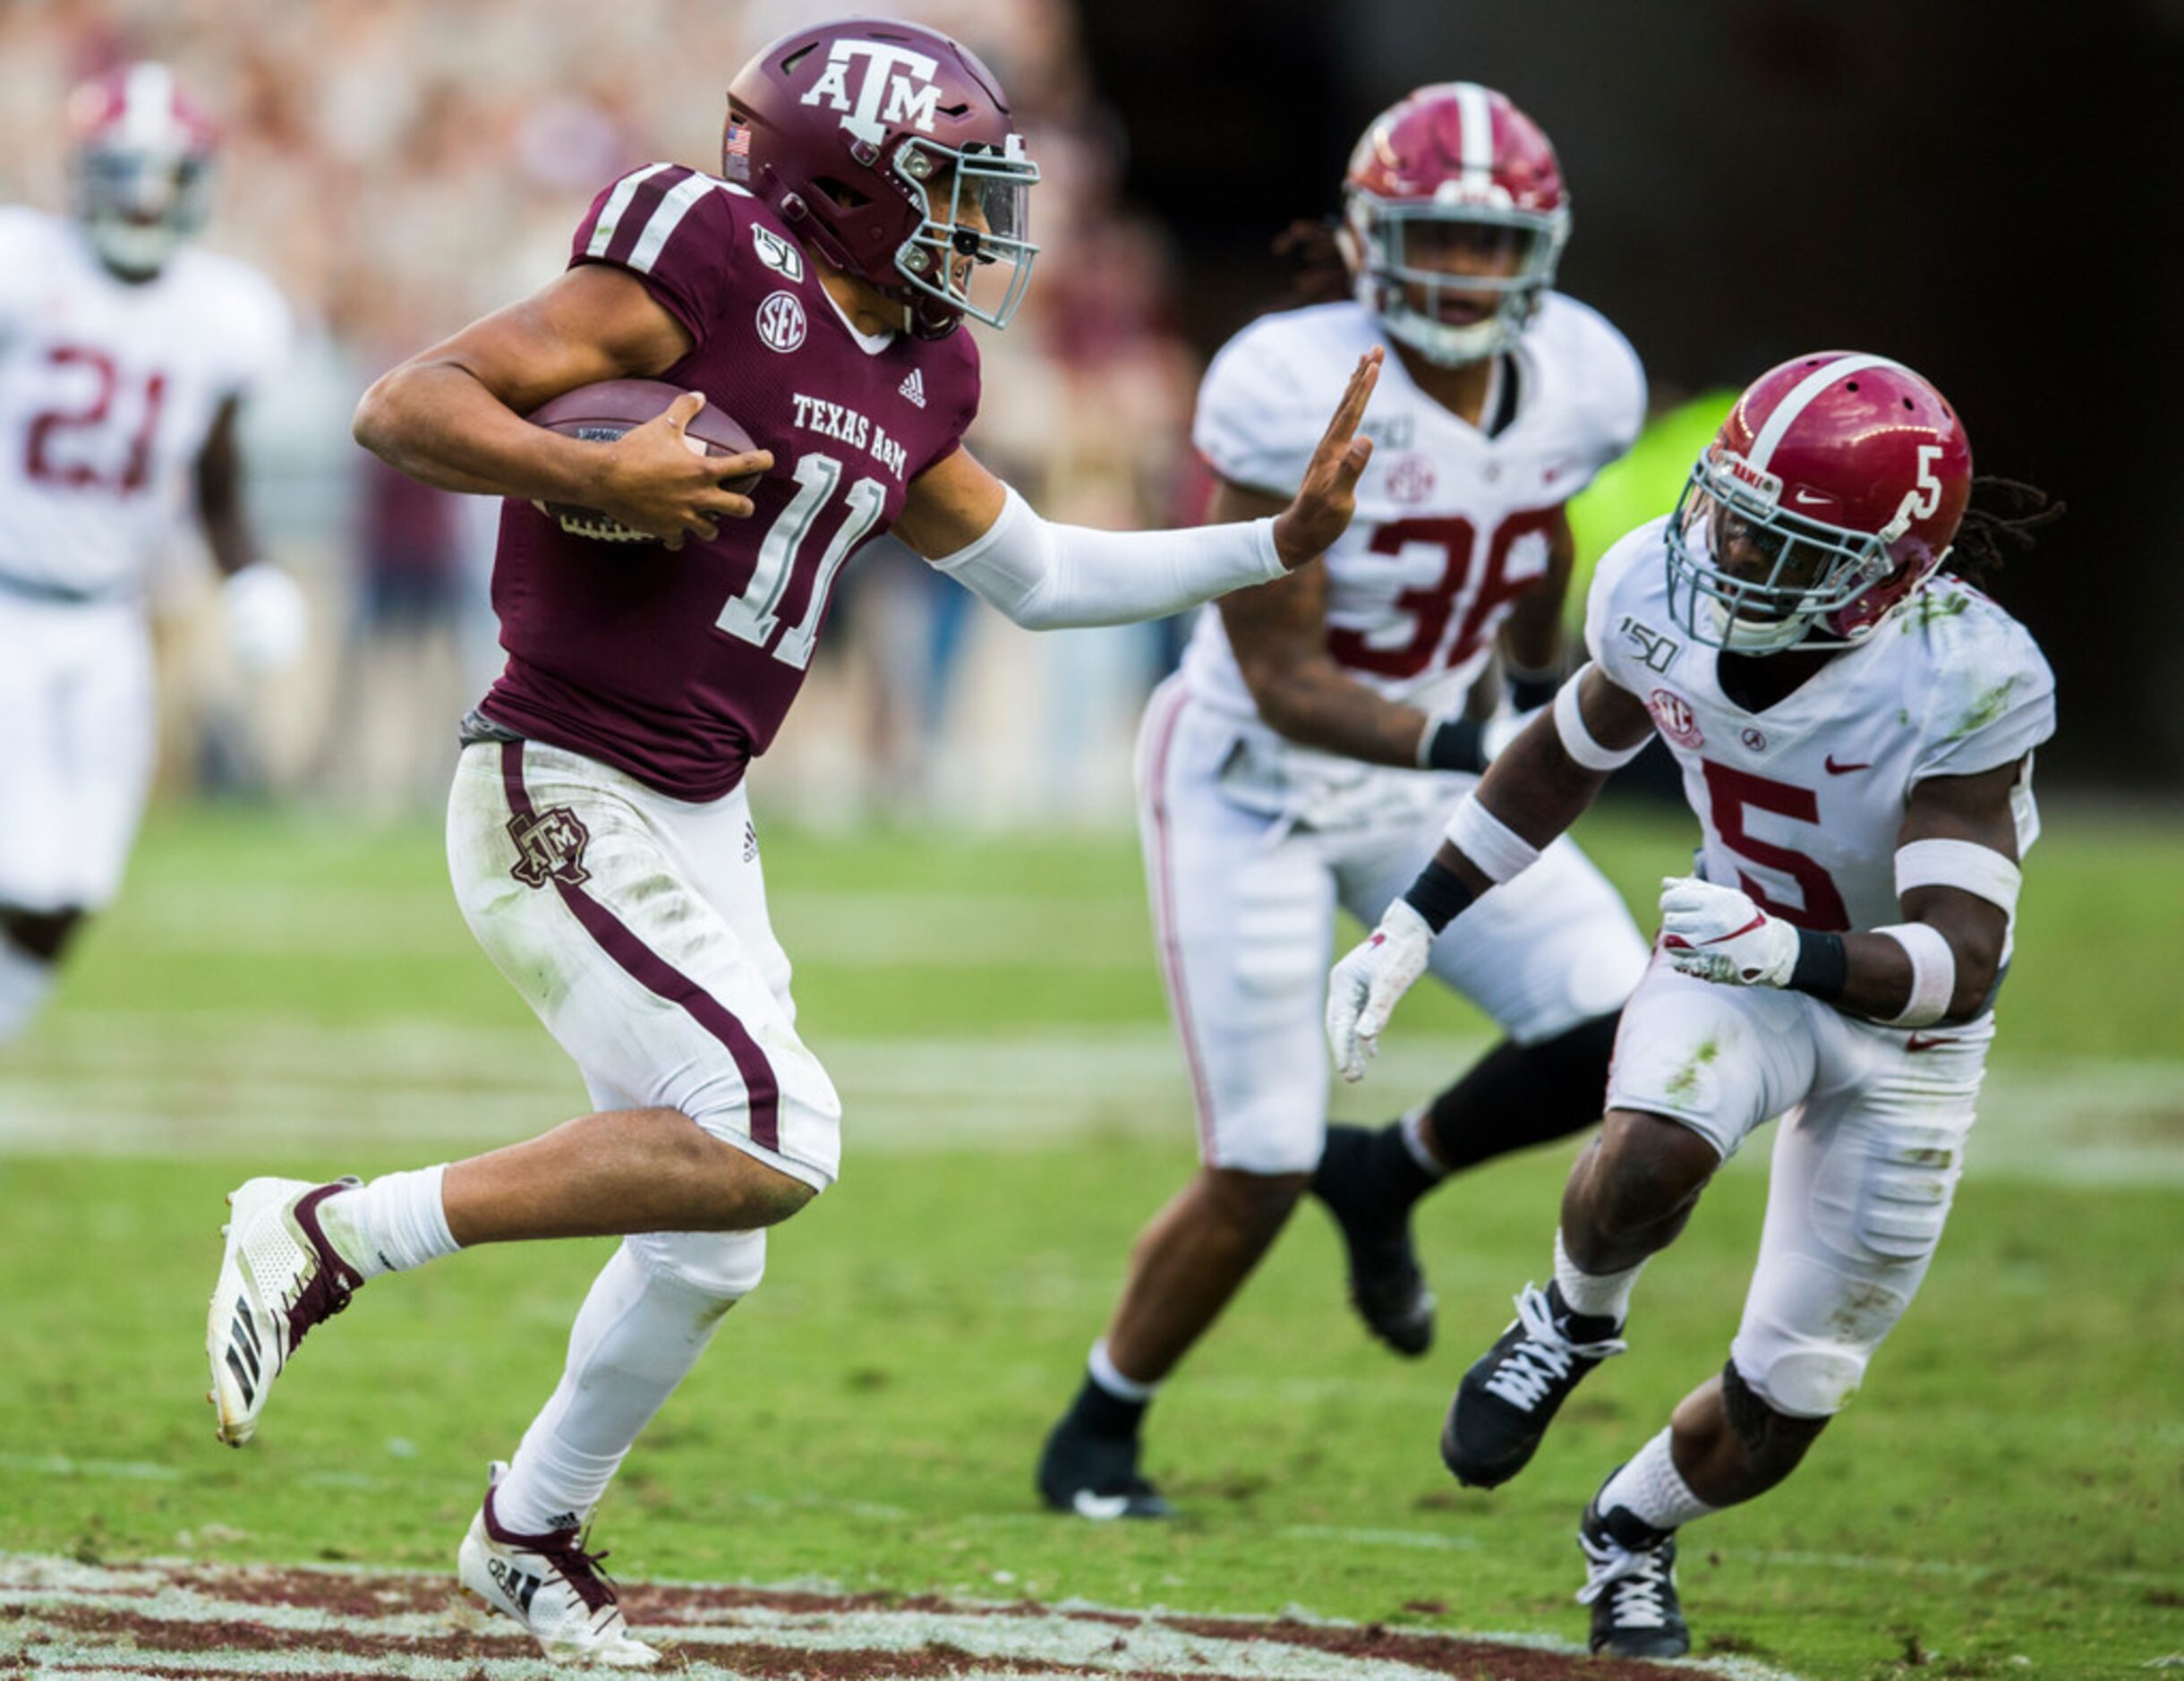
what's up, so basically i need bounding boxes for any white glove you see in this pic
[1326,898,1434,1083]
[1659,875,1799,986]
[223,564,308,673]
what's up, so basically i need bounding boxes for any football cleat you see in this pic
[1440,1282,1625,1488]
[1035,1417,1173,1521]
[458,1463,660,1667]
[1312,1123,1436,1357]
[1578,1494,1691,1659]
[206,1176,365,1446]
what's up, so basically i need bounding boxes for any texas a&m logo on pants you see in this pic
[508,805,593,890]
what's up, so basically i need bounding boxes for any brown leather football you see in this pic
[526,379,763,542]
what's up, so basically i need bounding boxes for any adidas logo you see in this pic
[742,821,759,864]
[489,1557,542,1615]
[898,368,926,408]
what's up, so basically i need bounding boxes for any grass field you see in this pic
[1,798,2179,1679]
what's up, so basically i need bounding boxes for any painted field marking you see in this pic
[0,1554,1810,1681]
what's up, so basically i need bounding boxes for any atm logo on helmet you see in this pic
[798,39,943,142]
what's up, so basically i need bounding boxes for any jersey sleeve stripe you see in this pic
[582,162,678,261]
[624,172,720,276]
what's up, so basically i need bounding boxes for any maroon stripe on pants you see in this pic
[500,741,782,1151]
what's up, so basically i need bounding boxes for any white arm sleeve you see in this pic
[928,484,1286,631]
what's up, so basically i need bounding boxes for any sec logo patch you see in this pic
[756,290,807,353]
[1648,688,1703,749]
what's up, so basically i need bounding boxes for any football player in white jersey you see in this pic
[1037,84,1653,1519]
[0,64,298,1047]
[1326,352,2059,1657]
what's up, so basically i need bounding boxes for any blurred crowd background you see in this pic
[2,0,2176,824]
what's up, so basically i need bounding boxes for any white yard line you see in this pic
[3,1015,2179,1184]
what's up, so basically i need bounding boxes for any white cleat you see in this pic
[205,1175,364,1446]
[458,1463,661,1668]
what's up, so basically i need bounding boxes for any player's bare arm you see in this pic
[1496,504,1576,700]
[193,397,253,576]
[353,264,772,545]
[1326,663,1650,1077]
[892,347,1381,569]
[1210,477,1446,767]
[1804,761,2018,1022]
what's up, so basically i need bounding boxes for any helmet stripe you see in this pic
[584,163,677,260]
[1451,81,1493,192]
[121,62,175,146]
[1745,353,1908,469]
[627,172,721,274]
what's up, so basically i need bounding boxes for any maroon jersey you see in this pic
[477,163,982,800]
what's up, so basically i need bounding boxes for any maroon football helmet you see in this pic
[1666,352,1974,653]
[723,17,1037,338]
[67,62,218,278]
[1341,82,1568,365]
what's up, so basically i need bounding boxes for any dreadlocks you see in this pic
[1949,475,2065,579]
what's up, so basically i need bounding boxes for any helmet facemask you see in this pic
[1664,448,1923,655]
[890,133,1037,332]
[73,143,211,278]
[1345,192,1565,365]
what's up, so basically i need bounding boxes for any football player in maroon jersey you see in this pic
[204,17,1380,1662]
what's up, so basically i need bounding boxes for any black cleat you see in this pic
[1311,1123,1435,1357]
[1036,1416,1173,1521]
[1441,1282,1625,1488]
[1578,1494,1690,1659]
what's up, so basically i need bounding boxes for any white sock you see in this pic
[494,1245,736,1534]
[1553,1229,1643,1326]
[1088,1337,1159,1402]
[320,1165,458,1280]
[1400,1106,1449,1179]
[1598,1429,1716,1532]
[0,944,56,1045]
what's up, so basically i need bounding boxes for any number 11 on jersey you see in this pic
[714,449,886,671]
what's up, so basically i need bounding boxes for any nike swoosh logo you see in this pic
[1793,489,1831,507]
[1905,1034,1958,1053]
[1071,1492,1134,1521]
[1824,756,1871,774]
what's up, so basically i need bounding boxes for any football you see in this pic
[525,379,763,542]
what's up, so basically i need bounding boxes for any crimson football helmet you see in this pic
[68,62,218,279]
[723,17,1037,338]
[1665,352,1974,654]
[1340,82,1569,365]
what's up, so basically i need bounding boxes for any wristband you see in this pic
[1419,716,1486,773]
[1401,859,1476,934]
[1874,921,1957,1027]
[1786,929,1847,1003]
[1442,792,1541,883]
[1507,663,1560,713]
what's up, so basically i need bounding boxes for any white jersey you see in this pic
[0,205,289,600]
[1587,518,2057,935]
[1182,294,1645,737]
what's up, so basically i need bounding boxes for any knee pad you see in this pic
[626,1226,767,1305]
[1732,1344,1865,1420]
